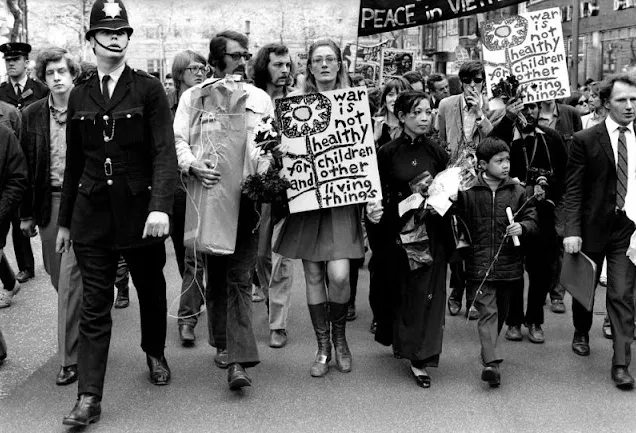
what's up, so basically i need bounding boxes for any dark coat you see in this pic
[456,173,538,282]
[58,65,177,249]
[0,124,27,248]
[560,121,633,253]
[549,103,582,149]
[0,99,20,136]
[19,97,55,226]
[0,77,49,110]
[490,115,568,203]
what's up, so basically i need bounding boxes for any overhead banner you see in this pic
[358,0,526,37]
[275,88,382,214]
[481,8,570,102]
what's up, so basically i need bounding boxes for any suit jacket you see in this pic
[19,97,55,226]
[0,100,20,136]
[437,94,494,158]
[542,103,582,149]
[59,65,177,249]
[0,124,27,247]
[561,121,630,252]
[0,77,49,110]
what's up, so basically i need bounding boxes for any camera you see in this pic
[526,167,552,189]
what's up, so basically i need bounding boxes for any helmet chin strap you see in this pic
[94,36,128,53]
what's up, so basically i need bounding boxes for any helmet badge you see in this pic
[103,0,122,19]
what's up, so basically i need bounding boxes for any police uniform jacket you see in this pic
[58,65,177,249]
[0,124,27,248]
[0,77,48,110]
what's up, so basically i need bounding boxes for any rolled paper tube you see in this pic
[506,206,520,247]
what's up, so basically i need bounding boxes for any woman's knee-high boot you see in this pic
[329,302,352,372]
[308,303,331,377]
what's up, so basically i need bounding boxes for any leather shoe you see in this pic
[228,363,251,390]
[550,299,566,314]
[179,324,195,346]
[447,297,461,316]
[602,316,612,339]
[269,329,287,348]
[214,348,229,369]
[505,326,522,341]
[481,363,501,387]
[369,320,377,334]
[146,354,171,385]
[612,366,635,390]
[466,305,479,320]
[56,365,78,386]
[16,270,34,283]
[62,394,101,426]
[410,367,431,388]
[346,304,357,321]
[114,287,129,309]
[527,324,545,344]
[572,332,590,356]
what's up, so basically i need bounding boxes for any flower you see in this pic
[254,115,282,153]
[276,93,331,138]
[481,16,528,51]
[491,75,526,101]
[241,167,292,203]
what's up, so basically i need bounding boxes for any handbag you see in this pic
[448,214,472,263]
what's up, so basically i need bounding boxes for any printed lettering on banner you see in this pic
[481,7,571,103]
[275,88,382,214]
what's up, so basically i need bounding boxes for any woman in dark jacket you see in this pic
[367,91,449,388]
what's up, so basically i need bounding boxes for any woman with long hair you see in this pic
[275,39,364,378]
[373,77,413,148]
[581,81,607,129]
[368,91,449,388]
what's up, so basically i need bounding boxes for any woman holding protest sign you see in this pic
[367,90,449,388]
[275,39,365,378]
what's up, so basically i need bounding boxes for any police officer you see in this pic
[58,0,177,426]
[0,42,47,284]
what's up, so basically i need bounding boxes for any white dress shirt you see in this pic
[9,75,27,94]
[97,62,126,98]
[606,116,636,212]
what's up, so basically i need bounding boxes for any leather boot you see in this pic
[329,302,352,373]
[0,328,6,364]
[308,303,331,377]
[114,286,129,309]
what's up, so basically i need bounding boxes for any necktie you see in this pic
[616,126,629,210]
[102,75,111,106]
[15,83,21,98]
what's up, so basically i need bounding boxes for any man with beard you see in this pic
[562,74,636,389]
[0,42,48,286]
[174,30,276,390]
[251,43,295,348]
[490,99,567,344]
[59,0,176,426]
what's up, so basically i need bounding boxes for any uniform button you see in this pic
[103,115,109,121]
[126,114,131,119]
[104,136,110,142]
[147,186,152,190]
[107,179,113,186]
[80,116,85,120]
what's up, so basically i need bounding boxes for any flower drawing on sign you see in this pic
[481,16,528,51]
[277,93,331,138]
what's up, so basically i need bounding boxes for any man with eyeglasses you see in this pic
[438,61,496,319]
[174,30,275,391]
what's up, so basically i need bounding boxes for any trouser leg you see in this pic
[171,187,187,277]
[473,281,501,365]
[58,246,83,367]
[177,248,205,327]
[11,212,34,273]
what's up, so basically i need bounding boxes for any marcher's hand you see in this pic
[465,88,482,114]
[366,201,383,224]
[142,211,170,239]
[56,227,70,254]
[20,219,37,237]
[190,160,221,188]
[563,236,582,254]
[506,98,524,117]
[271,142,289,159]
[534,184,546,201]
[506,222,522,237]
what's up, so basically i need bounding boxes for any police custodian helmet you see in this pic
[85,0,134,40]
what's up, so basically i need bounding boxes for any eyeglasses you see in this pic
[577,99,588,105]
[225,52,252,61]
[185,66,209,75]
[311,56,338,66]
[460,76,484,84]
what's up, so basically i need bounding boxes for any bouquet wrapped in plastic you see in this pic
[426,146,478,216]
[399,170,434,271]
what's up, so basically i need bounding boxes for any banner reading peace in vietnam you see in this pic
[358,0,526,37]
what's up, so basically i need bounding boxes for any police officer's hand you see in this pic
[534,184,546,201]
[190,160,221,188]
[142,211,170,239]
[20,219,37,237]
[563,236,582,254]
[56,227,71,254]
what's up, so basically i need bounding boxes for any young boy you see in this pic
[455,137,538,387]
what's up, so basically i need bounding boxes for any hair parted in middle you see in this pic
[304,38,350,93]
[251,43,294,91]
[208,30,249,72]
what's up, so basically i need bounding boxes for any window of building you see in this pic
[458,16,477,37]
[447,19,458,36]
[614,0,636,10]
[581,1,599,17]
[561,5,572,22]
[147,59,161,74]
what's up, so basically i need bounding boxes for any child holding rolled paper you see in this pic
[454,137,538,387]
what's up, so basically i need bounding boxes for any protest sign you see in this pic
[275,88,382,214]
[343,39,393,73]
[481,7,570,103]
[414,60,434,77]
[380,48,415,84]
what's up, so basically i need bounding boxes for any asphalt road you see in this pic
[1,235,636,433]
